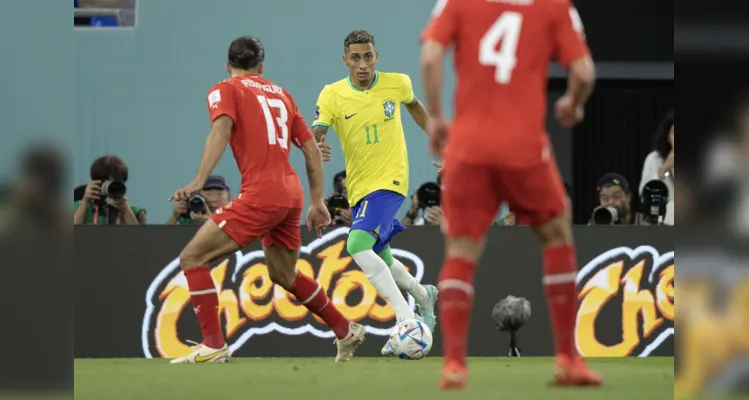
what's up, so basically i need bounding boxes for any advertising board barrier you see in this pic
[74,226,674,358]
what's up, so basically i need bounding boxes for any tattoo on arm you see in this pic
[311,125,328,142]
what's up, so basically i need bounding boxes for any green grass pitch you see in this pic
[74,357,673,400]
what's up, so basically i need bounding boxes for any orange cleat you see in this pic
[438,361,467,390]
[553,355,603,387]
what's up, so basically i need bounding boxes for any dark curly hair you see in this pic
[653,111,674,159]
[344,30,375,53]
[228,36,265,70]
[90,155,128,182]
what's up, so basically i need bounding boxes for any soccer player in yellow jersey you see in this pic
[312,30,439,356]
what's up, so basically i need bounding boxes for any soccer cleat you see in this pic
[416,284,439,333]
[438,361,467,390]
[553,355,603,386]
[334,322,366,363]
[169,341,230,364]
[381,340,394,356]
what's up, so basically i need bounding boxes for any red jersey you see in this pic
[206,74,313,208]
[421,0,590,168]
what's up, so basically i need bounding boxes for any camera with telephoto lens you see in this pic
[187,194,208,214]
[99,180,126,202]
[640,180,670,225]
[417,182,441,208]
[327,194,349,225]
[591,204,624,225]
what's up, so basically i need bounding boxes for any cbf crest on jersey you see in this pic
[383,98,396,121]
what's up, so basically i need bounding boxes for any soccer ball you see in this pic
[387,318,433,360]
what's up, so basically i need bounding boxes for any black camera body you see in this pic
[417,182,441,209]
[327,194,349,225]
[640,180,670,225]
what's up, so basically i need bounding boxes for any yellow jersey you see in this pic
[312,71,414,206]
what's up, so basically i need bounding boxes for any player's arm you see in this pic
[311,85,335,143]
[193,115,232,185]
[192,84,236,186]
[419,42,447,120]
[290,106,326,203]
[555,4,596,109]
[401,74,429,131]
[419,0,458,120]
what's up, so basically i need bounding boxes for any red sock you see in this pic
[438,258,477,368]
[543,245,579,358]
[289,271,350,339]
[184,266,225,349]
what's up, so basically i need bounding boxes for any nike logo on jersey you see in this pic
[345,113,357,120]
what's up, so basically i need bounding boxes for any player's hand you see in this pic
[425,206,443,226]
[169,181,203,202]
[306,200,331,238]
[427,116,449,156]
[432,161,444,176]
[83,180,102,202]
[318,136,332,162]
[554,95,585,127]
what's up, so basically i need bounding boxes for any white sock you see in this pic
[389,258,429,305]
[351,250,415,321]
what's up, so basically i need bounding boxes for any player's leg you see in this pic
[506,158,601,386]
[378,246,438,330]
[437,162,500,389]
[171,217,244,364]
[346,191,415,322]
[261,208,364,363]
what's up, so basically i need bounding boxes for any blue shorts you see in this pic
[350,190,407,253]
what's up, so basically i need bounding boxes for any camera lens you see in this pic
[188,195,206,213]
[101,181,126,200]
[592,206,618,225]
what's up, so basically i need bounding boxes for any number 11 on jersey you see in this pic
[480,12,523,84]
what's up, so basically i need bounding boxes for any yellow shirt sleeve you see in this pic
[312,84,335,127]
[400,74,416,105]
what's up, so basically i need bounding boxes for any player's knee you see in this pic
[179,247,204,271]
[267,265,296,290]
[445,236,485,264]
[346,229,375,255]
[534,211,573,248]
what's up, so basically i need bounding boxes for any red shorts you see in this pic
[442,156,568,240]
[210,196,302,249]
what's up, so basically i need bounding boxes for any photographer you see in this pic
[326,170,353,226]
[640,111,674,201]
[402,181,442,226]
[166,175,231,225]
[73,155,145,225]
[590,173,634,225]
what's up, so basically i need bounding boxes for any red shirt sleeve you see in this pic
[286,94,313,148]
[206,82,237,123]
[553,2,591,68]
[420,0,459,46]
